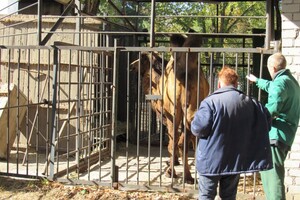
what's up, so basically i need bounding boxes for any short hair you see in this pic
[218,66,238,86]
[268,53,286,70]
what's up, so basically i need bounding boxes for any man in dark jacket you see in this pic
[191,66,273,200]
[246,53,300,200]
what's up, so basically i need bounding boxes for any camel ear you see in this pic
[129,59,140,71]
[130,59,139,66]
[130,52,149,71]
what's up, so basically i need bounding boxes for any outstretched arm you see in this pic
[246,74,272,92]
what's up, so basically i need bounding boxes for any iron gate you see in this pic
[0,43,275,196]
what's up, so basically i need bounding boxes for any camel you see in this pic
[130,34,210,184]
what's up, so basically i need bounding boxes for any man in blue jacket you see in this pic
[247,53,300,200]
[191,66,273,200]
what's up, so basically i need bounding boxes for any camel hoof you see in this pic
[165,170,178,178]
[184,177,195,184]
[165,160,180,166]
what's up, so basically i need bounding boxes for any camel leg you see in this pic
[178,129,194,184]
[163,125,180,167]
[165,117,181,179]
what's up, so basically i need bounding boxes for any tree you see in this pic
[79,0,266,49]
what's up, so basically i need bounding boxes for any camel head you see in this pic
[130,52,166,94]
[130,52,165,77]
[173,34,202,81]
[130,52,151,77]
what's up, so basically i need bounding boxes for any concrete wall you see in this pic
[0,15,102,153]
[282,0,300,198]
[0,14,101,47]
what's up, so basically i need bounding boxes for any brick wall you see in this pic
[282,0,300,197]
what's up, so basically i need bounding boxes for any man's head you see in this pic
[218,66,238,88]
[267,53,286,79]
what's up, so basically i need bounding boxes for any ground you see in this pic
[0,175,266,200]
[0,176,192,200]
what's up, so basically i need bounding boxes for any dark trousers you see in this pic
[198,174,240,200]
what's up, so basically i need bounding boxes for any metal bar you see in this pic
[145,95,162,100]
[147,52,154,185]
[194,52,202,190]
[6,49,11,172]
[126,52,130,184]
[159,52,165,187]
[49,47,59,180]
[171,52,177,187]
[25,49,31,175]
[137,52,141,185]
[246,53,250,96]
[253,172,257,196]
[0,19,36,32]
[37,31,266,38]
[45,49,51,176]
[16,49,21,174]
[37,0,42,45]
[111,39,119,185]
[98,51,104,182]
[40,0,75,45]
[87,51,93,181]
[258,53,264,101]
[209,53,214,93]
[149,0,156,47]
[56,50,62,176]
[77,14,265,19]
[66,49,72,179]
[75,0,82,46]
[183,52,189,189]
[265,0,274,49]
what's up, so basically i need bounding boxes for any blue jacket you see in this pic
[191,86,273,175]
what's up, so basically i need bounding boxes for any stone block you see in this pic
[0,83,27,159]
[285,160,300,168]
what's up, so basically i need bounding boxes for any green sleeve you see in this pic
[259,79,286,117]
[256,78,272,92]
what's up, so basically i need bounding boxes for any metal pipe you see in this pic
[136,52,141,185]
[111,39,119,185]
[265,0,274,49]
[171,52,177,187]
[37,0,42,45]
[126,52,130,184]
[258,53,264,101]
[150,0,156,47]
[49,47,59,180]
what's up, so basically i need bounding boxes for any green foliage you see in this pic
[82,1,267,48]
[135,2,266,34]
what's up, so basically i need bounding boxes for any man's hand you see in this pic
[246,74,258,83]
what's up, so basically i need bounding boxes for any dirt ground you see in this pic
[0,175,266,200]
[0,175,194,200]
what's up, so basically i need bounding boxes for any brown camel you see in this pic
[131,34,209,184]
